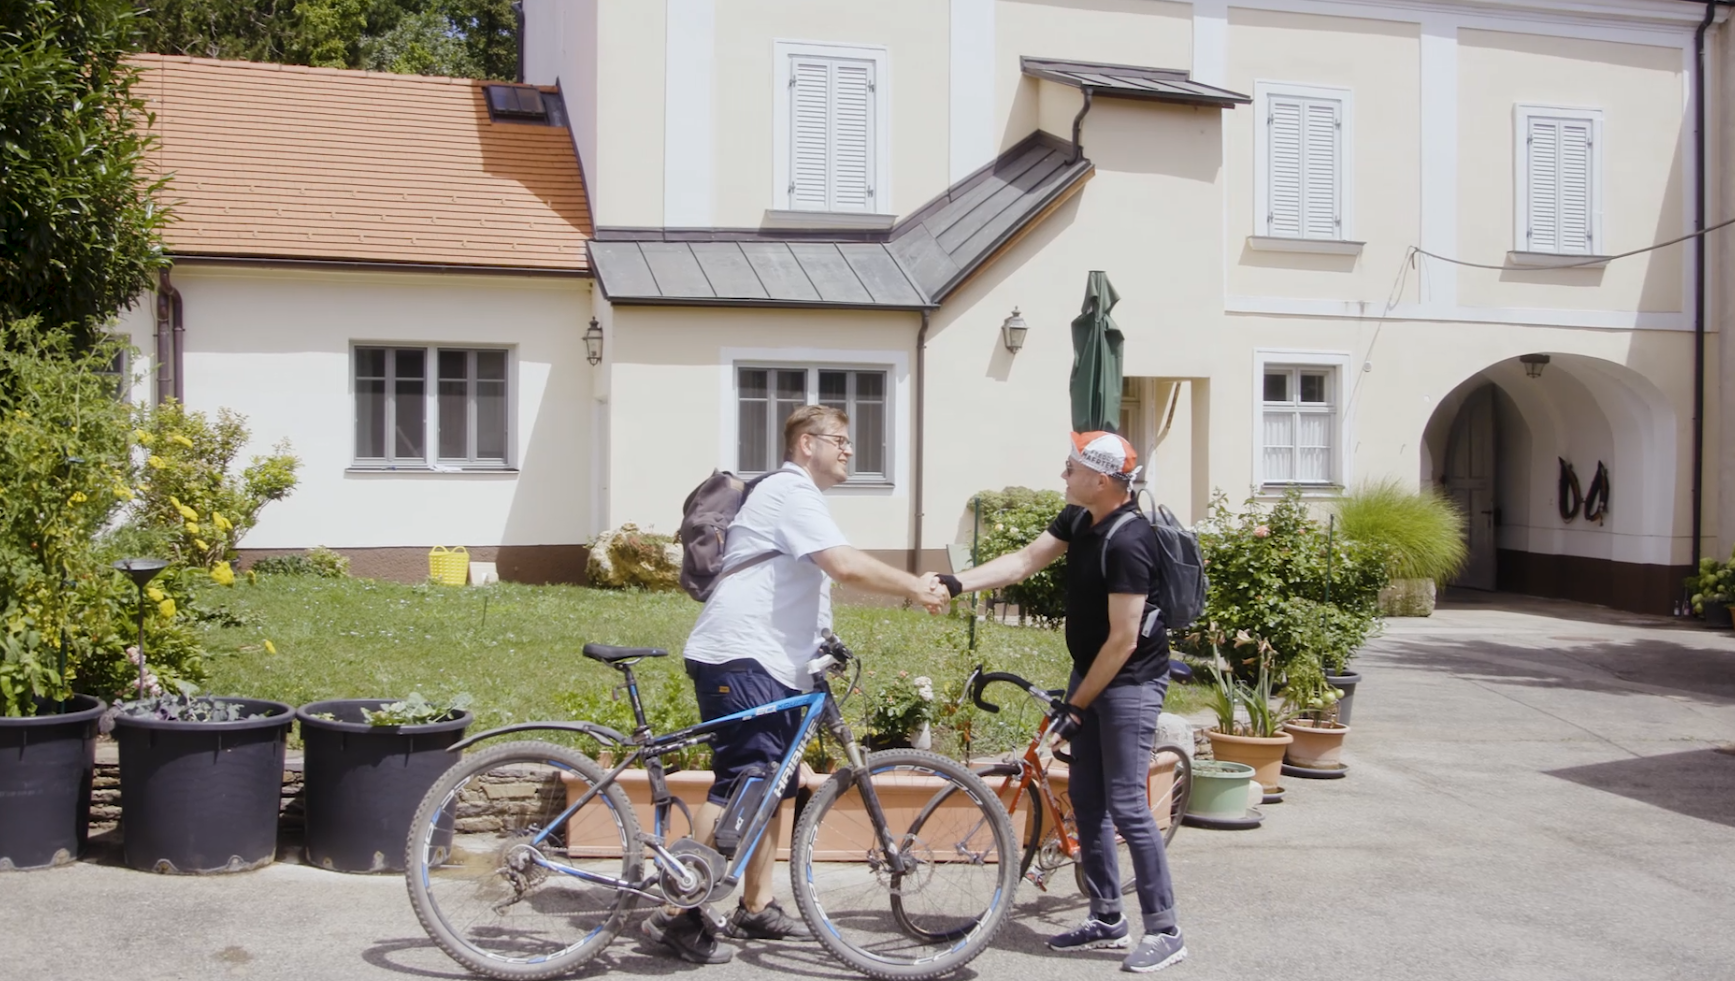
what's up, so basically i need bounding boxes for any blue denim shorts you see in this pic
[687,658,803,806]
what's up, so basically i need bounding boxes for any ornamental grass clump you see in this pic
[1332,478,1468,584]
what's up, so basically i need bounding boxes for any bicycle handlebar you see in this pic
[964,659,1195,714]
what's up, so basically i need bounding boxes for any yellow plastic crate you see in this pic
[428,545,469,586]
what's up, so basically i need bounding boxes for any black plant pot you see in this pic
[0,695,104,870]
[296,699,471,873]
[1704,603,1733,630]
[1326,671,1363,727]
[113,698,294,874]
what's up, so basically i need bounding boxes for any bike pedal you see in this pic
[698,903,727,933]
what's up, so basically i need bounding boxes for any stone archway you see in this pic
[1421,353,1686,614]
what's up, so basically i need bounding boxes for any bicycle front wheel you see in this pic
[792,750,1019,981]
[404,740,641,980]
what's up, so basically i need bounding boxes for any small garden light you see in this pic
[584,317,604,365]
[1000,308,1028,355]
[113,557,168,698]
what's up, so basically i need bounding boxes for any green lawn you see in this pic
[193,575,1201,756]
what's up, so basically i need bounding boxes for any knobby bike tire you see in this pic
[791,749,1019,981]
[404,740,641,981]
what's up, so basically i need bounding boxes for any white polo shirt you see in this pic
[683,463,850,690]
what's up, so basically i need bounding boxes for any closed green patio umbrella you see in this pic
[1070,270,1124,433]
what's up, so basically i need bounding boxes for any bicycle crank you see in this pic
[657,838,730,908]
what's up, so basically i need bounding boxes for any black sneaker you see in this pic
[1122,929,1187,973]
[642,908,734,964]
[1047,915,1130,951]
[722,898,813,940]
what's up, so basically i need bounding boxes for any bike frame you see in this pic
[992,713,1084,866]
[444,657,911,902]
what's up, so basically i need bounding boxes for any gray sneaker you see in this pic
[1122,929,1187,973]
[1047,915,1130,950]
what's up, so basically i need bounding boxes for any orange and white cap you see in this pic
[1069,431,1141,481]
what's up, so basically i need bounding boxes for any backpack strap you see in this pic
[1097,511,1142,581]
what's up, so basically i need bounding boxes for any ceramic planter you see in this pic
[1206,730,1292,793]
[113,698,294,874]
[296,699,472,873]
[1283,720,1351,769]
[0,695,104,870]
[562,768,804,861]
[1327,671,1363,726]
[1184,760,1255,819]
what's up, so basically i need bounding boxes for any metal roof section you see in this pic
[589,133,1093,310]
[1020,56,1251,108]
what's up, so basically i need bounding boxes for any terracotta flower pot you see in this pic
[1206,730,1292,793]
[1282,720,1350,769]
[562,767,812,860]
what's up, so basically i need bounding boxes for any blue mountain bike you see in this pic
[404,632,1019,981]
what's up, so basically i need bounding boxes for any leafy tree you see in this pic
[135,0,520,80]
[1,0,168,350]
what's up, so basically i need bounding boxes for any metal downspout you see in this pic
[1069,88,1095,164]
[911,310,930,573]
[1692,0,1722,571]
[154,268,182,405]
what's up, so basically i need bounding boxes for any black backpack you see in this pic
[676,469,784,602]
[1089,495,1209,632]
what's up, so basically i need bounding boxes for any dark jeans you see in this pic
[1067,672,1177,934]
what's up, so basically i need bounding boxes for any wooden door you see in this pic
[1445,385,1497,590]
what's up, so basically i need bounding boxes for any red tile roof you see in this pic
[134,55,591,272]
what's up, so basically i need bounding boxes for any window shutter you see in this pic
[1526,119,1560,253]
[789,59,831,210]
[1267,97,1303,237]
[1557,120,1592,254]
[1302,100,1341,239]
[830,61,874,211]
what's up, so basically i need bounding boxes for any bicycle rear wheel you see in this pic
[405,741,641,980]
[791,750,1019,981]
[1084,741,1191,896]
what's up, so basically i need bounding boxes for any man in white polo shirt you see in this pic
[644,405,949,964]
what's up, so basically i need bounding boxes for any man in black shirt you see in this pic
[938,431,1185,974]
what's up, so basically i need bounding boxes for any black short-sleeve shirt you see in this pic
[1047,501,1170,687]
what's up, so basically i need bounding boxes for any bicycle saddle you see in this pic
[582,644,669,663]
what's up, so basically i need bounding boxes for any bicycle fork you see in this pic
[825,703,920,878]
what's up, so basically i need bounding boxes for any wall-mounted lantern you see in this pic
[1519,353,1550,379]
[1000,308,1028,354]
[584,317,604,365]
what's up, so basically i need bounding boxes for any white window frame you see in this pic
[1251,349,1352,490]
[351,344,515,471]
[720,346,908,491]
[1513,104,1603,257]
[1252,81,1354,244]
[772,39,892,216]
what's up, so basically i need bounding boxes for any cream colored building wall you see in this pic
[605,306,918,549]
[709,0,951,225]
[1223,10,1420,304]
[1456,30,1686,313]
[110,266,596,551]
[993,0,1192,153]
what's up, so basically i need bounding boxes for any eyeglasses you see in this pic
[810,433,853,452]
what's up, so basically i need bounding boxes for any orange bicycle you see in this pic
[965,664,1192,895]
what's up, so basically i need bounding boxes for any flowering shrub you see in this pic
[971,487,1068,626]
[128,400,299,570]
[1174,489,1389,678]
[864,670,934,743]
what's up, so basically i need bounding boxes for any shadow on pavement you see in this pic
[1435,589,1709,632]
[1373,638,1735,705]
[1545,748,1735,829]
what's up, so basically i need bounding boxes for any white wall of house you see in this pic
[112,265,596,552]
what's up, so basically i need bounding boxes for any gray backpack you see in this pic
[1089,495,1209,632]
[677,470,783,602]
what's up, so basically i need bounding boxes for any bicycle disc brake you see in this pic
[875,835,937,897]
[658,838,729,908]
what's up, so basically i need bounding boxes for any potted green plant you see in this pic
[296,694,473,873]
[1332,478,1467,618]
[1199,632,1295,795]
[1685,552,1734,629]
[863,671,936,751]
[1280,664,1350,777]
